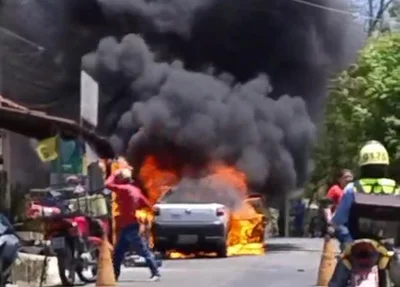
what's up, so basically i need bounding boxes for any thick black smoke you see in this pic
[83,0,360,203]
[0,0,111,117]
[163,178,244,210]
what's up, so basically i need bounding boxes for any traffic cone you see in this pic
[316,238,337,286]
[96,237,116,287]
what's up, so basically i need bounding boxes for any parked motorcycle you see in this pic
[328,231,400,287]
[27,185,109,286]
[340,238,399,287]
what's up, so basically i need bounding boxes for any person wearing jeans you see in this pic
[327,186,355,287]
[328,141,400,286]
[332,224,353,251]
[323,170,353,244]
[105,168,161,281]
[113,223,159,278]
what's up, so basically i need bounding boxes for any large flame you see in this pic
[138,156,180,206]
[137,155,265,258]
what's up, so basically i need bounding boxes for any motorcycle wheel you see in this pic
[57,241,76,286]
[76,242,100,283]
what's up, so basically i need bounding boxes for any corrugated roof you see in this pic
[0,96,115,158]
[0,96,29,111]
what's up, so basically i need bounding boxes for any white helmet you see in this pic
[118,168,132,180]
[359,140,389,167]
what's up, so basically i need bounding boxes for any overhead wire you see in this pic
[0,26,45,53]
[291,0,400,26]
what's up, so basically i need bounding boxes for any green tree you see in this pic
[366,0,396,35]
[353,0,397,35]
[388,0,400,20]
[308,32,400,196]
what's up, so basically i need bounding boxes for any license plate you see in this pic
[51,237,65,250]
[177,235,198,244]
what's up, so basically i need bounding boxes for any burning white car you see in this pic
[152,187,231,257]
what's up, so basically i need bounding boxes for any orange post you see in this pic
[316,238,337,286]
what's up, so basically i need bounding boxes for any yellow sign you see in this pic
[36,136,58,162]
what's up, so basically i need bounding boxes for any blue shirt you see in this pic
[331,182,355,226]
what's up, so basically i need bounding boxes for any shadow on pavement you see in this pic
[53,284,86,287]
[114,279,152,283]
[266,243,305,252]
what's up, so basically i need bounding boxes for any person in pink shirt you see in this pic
[323,169,354,224]
[321,169,353,246]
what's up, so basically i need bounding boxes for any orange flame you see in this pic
[139,156,180,206]
[138,155,265,258]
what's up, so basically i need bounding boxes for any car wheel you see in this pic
[216,242,227,258]
[155,246,167,259]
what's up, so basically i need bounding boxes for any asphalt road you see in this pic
[88,238,331,287]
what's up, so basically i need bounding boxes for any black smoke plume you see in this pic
[164,178,245,210]
[83,0,360,203]
[0,0,111,117]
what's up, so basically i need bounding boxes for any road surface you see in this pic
[88,238,332,287]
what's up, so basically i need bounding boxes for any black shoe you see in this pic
[114,270,120,281]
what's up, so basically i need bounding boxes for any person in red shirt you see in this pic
[105,168,161,281]
[323,169,354,224]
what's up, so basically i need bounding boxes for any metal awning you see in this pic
[0,97,115,158]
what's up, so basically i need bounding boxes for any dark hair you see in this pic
[332,168,352,185]
[359,165,387,179]
[326,168,351,189]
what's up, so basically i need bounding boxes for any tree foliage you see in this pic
[308,32,400,196]
[367,0,396,34]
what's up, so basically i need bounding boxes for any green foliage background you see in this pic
[307,32,400,198]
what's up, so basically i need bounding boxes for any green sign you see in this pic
[51,140,82,174]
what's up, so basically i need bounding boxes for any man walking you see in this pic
[105,168,161,281]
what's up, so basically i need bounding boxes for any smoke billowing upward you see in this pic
[83,0,360,203]
[164,178,245,210]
